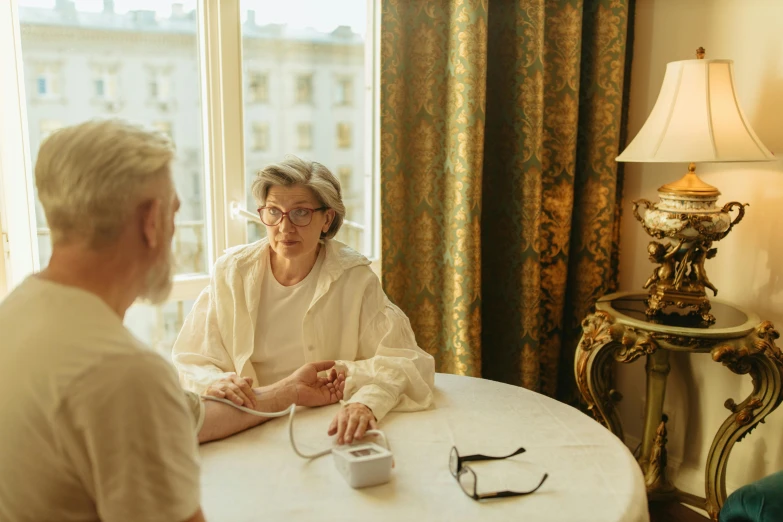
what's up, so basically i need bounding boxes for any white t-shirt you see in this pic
[0,277,201,522]
[251,248,324,385]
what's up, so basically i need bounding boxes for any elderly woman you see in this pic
[172,156,435,444]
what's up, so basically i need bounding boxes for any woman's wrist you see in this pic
[254,381,297,412]
[344,401,376,420]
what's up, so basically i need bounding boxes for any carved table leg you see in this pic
[575,311,625,439]
[645,417,673,495]
[639,350,709,509]
[706,322,783,520]
[640,349,670,475]
[575,311,659,441]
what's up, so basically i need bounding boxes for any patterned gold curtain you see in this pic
[381,0,634,401]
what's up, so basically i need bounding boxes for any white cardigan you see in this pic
[171,238,435,420]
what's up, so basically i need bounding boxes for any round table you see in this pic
[199,373,649,522]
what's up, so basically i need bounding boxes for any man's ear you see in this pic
[141,198,163,249]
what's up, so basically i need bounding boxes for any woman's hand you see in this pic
[328,403,377,445]
[204,373,256,408]
[284,360,346,408]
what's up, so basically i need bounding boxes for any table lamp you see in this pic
[617,48,774,323]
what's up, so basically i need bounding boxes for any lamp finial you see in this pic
[696,47,706,59]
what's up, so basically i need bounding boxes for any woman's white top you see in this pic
[172,238,435,420]
[250,247,324,386]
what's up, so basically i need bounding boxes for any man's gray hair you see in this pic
[35,119,174,247]
[251,155,345,239]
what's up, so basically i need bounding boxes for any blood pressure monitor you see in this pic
[332,442,394,488]
[201,395,394,488]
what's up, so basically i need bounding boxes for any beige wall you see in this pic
[616,0,783,499]
[0,199,6,296]
[0,232,6,297]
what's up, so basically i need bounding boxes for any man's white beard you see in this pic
[140,238,175,305]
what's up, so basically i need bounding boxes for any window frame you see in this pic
[0,0,381,300]
[366,0,381,260]
[0,0,39,292]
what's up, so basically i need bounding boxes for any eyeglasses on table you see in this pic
[449,446,548,501]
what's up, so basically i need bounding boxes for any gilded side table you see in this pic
[574,292,783,520]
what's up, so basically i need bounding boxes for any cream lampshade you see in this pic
[616,47,774,323]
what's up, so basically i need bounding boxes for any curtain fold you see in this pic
[381,0,633,401]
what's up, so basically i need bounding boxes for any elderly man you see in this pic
[0,119,344,522]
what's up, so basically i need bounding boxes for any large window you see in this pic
[240,0,371,254]
[8,0,213,349]
[17,0,209,279]
[0,0,378,351]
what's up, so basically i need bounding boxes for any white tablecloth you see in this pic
[199,373,649,522]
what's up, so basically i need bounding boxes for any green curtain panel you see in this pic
[380,0,634,401]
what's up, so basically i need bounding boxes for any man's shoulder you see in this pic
[96,349,176,376]
[0,277,50,323]
[65,350,184,413]
[0,276,124,331]
[0,277,143,373]
[99,350,178,384]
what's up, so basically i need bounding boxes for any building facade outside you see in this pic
[18,0,367,351]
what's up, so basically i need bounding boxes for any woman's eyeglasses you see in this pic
[449,446,548,501]
[257,206,328,227]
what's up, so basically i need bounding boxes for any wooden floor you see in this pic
[649,502,711,522]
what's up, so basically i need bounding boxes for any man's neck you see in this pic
[38,245,141,319]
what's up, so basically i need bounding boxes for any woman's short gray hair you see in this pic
[35,119,174,247]
[251,155,345,239]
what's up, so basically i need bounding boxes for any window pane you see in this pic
[18,0,209,277]
[241,0,369,255]
[297,122,312,150]
[336,77,353,106]
[248,72,269,103]
[125,299,195,356]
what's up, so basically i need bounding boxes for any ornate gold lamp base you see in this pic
[646,284,713,322]
[633,164,747,324]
